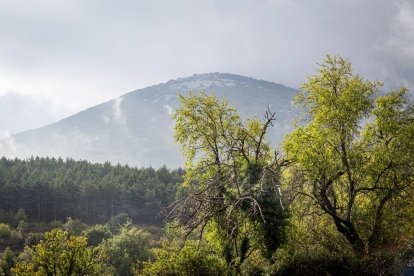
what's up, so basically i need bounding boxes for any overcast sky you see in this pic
[0,0,413,137]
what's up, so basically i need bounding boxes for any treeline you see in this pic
[0,157,184,225]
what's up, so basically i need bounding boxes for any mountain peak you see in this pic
[163,72,285,92]
[2,73,298,168]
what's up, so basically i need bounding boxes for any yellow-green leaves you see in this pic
[284,55,414,255]
[12,229,108,276]
[171,92,288,267]
[296,55,379,134]
[173,92,241,171]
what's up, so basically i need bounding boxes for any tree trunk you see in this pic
[332,216,365,256]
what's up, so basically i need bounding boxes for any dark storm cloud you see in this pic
[0,0,412,135]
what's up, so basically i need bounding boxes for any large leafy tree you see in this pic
[284,55,414,255]
[169,93,288,270]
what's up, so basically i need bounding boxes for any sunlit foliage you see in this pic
[284,55,414,255]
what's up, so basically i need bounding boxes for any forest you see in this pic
[0,157,184,225]
[1,56,414,275]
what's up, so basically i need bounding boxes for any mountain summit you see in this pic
[0,73,297,168]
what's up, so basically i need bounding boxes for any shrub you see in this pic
[83,224,112,246]
[14,208,27,227]
[0,224,11,241]
[9,229,24,246]
[12,229,109,275]
[106,213,130,234]
[141,240,230,276]
[0,247,16,275]
[17,220,28,236]
[47,220,63,230]
[64,217,87,235]
[394,239,414,274]
[99,223,151,276]
[24,232,44,247]
[273,252,394,276]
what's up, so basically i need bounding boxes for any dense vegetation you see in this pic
[1,55,413,275]
[169,92,289,273]
[0,157,184,224]
[284,56,414,256]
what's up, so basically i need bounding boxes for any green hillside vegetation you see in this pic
[0,157,184,225]
[1,56,414,275]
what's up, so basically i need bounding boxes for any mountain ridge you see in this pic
[0,73,298,168]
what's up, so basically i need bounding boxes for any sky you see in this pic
[0,0,413,137]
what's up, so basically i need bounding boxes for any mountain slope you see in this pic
[0,73,298,168]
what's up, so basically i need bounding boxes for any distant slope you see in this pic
[0,73,298,168]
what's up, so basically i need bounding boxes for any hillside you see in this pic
[0,73,298,167]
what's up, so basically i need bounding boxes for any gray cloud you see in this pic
[0,0,412,134]
[0,92,72,137]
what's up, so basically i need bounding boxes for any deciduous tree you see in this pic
[169,93,288,270]
[284,55,414,255]
[11,229,108,275]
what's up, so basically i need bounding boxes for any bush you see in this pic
[64,217,87,235]
[83,224,112,246]
[17,220,28,236]
[394,239,414,274]
[12,229,109,275]
[14,208,27,227]
[239,251,271,276]
[99,223,151,276]
[9,229,23,246]
[0,247,16,275]
[141,240,230,276]
[47,220,64,230]
[107,213,130,234]
[0,224,11,241]
[24,232,44,247]
[273,252,395,276]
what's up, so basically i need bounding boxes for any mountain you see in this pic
[0,73,298,168]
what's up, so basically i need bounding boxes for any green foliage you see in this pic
[171,92,289,270]
[64,217,87,236]
[47,221,64,231]
[8,230,23,247]
[141,240,230,275]
[99,223,151,276]
[106,213,130,234]
[83,224,112,246]
[0,247,16,276]
[16,221,28,237]
[11,229,108,275]
[14,209,27,228]
[393,238,414,273]
[238,250,272,276]
[2,56,413,275]
[0,224,11,242]
[253,188,289,260]
[0,210,14,226]
[273,252,395,276]
[284,55,414,255]
[24,233,44,248]
[0,157,184,225]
